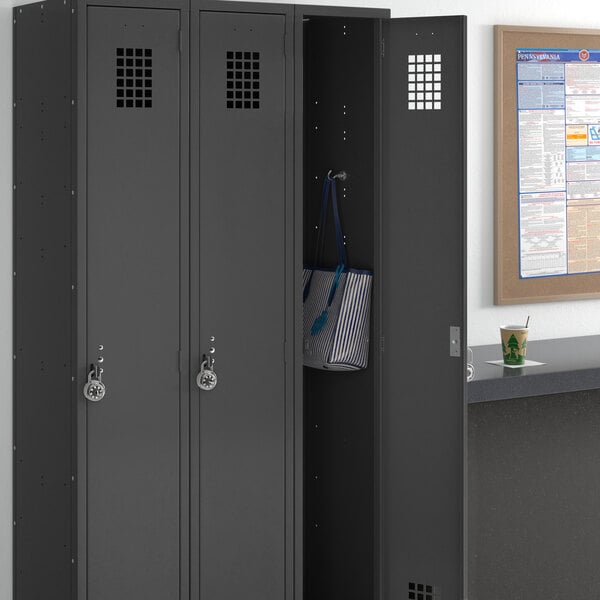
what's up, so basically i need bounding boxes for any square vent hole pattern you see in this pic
[226,51,260,109]
[116,47,153,109]
[408,53,442,111]
[408,581,438,600]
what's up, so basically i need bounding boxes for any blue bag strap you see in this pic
[303,171,349,305]
[303,177,331,302]
[326,263,345,307]
[329,177,348,266]
[303,272,314,303]
[314,176,331,267]
[310,262,346,336]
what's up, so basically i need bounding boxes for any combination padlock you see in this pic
[83,365,106,402]
[197,355,218,391]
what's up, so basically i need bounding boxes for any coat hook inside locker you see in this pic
[327,169,347,182]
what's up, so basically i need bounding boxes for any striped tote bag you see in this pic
[303,173,373,371]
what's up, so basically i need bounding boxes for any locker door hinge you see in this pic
[450,326,461,357]
[284,340,287,364]
[380,336,385,352]
[178,349,182,373]
[178,29,182,53]
[381,38,385,58]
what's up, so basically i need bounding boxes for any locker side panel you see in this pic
[381,16,467,600]
[13,2,76,599]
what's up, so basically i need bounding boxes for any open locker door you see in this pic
[381,16,467,600]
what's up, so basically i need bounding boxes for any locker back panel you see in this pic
[13,2,74,598]
[302,16,376,600]
[193,10,288,600]
[86,7,181,599]
[382,16,466,600]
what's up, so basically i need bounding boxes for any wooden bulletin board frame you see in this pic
[495,25,600,304]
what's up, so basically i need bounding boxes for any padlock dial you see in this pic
[83,379,106,402]
[197,369,217,391]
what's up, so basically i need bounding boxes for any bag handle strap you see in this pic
[329,176,348,266]
[312,176,331,268]
[303,171,348,304]
[309,263,345,336]
[312,172,347,268]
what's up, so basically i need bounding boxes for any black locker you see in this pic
[191,8,294,600]
[13,1,466,600]
[86,8,182,598]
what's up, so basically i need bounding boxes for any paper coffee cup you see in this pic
[500,325,529,366]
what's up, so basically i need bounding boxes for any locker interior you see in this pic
[302,15,379,600]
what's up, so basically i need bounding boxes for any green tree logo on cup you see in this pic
[500,324,529,366]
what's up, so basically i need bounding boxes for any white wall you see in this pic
[1,1,13,599]
[3,0,600,595]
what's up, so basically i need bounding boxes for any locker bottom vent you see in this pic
[408,581,438,600]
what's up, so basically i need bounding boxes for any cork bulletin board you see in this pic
[495,25,600,304]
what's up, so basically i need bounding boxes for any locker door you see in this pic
[191,9,289,600]
[85,8,182,600]
[381,16,466,600]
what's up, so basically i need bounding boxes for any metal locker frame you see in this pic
[13,1,467,599]
[13,2,77,598]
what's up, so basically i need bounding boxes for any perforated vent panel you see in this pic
[408,581,438,600]
[116,47,153,109]
[408,53,442,111]
[226,51,260,109]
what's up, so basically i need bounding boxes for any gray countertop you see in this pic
[467,335,600,403]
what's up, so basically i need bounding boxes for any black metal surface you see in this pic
[75,6,88,599]
[302,16,377,600]
[469,335,600,403]
[381,16,466,600]
[13,1,75,599]
[296,4,389,19]
[84,7,182,599]
[81,0,188,7]
[190,5,295,600]
[469,389,600,600]
[197,0,290,12]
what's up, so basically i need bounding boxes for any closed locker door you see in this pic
[85,8,182,600]
[191,9,288,600]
